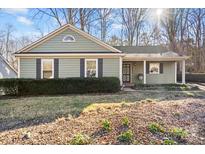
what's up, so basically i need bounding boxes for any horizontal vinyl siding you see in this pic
[146,62,175,84]
[30,29,111,53]
[129,61,143,84]
[103,58,119,78]
[59,59,80,78]
[20,58,36,78]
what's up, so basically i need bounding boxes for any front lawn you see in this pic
[0,88,205,144]
[134,83,199,91]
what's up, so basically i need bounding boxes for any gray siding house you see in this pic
[0,55,17,78]
[15,24,188,86]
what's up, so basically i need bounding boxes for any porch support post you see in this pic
[143,60,146,84]
[119,56,123,86]
[175,61,177,83]
[182,60,185,84]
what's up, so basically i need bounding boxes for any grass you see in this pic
[135,84,199,91]
[0,89,201,145]
[0,88,204,131]
[163,139,177,145]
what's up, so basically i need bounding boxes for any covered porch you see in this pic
[121,59,187,86]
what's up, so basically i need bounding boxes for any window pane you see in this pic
[43,60,53,79]
[149,63,160,74]
[43,71,52,79]
[86,60,96,77]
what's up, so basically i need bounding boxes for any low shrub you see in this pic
[0,78,18,95]
[148,123,165,134]
[122,116,129,126]
[163,139,177,145]
[0,77,120,96]
[69,133,91,145]
[102,119,111,132]
[170,127,187,139]
[118,129,134,143]
[177,73,205,83]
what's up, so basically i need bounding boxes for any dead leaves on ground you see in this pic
[0,98,205,145]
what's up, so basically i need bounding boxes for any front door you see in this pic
[122,63,131,83]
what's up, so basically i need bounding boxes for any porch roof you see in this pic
[114,46,167,54]
[123,54,189,61]
[114,46,189,61]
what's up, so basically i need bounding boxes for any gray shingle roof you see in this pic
[113,46,168,54]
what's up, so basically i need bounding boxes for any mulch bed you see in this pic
[0,98,205,145]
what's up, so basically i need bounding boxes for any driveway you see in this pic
[190,83,205,91]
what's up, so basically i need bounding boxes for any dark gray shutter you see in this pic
[160,63,163,74]
[36,59,41,79]
[98,58,103,77]
[54,59,59,78]
[80,58,85,77]
[146,62,149,74]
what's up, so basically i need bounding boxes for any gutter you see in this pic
[14,53,126,57]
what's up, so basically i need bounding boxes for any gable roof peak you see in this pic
[16,23,121,54]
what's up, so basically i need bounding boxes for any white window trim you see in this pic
[84,59,98,78]
[41,59,54,79]
[62,35,76,42]
[149,62,160,74]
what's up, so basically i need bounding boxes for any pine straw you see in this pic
[0,98,205,145]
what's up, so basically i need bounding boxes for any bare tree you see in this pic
[33,8,97,33]
[107,35,123,46]
[160,9,181,51]
[120,8,147,46]
[4,24,15,60]
[97,9,113,41]
[33,9,78,27]
[77,8,97,32]
[188,9,205,72]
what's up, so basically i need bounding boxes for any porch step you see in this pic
[123,83,135,88]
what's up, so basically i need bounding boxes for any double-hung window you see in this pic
[41,59,54,79]
[85,59,98,78]
[149,63,160,74]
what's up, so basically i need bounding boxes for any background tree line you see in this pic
[0,8,205,73]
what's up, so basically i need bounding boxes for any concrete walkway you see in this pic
[123,87,137,92]
[191,83,205,91]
